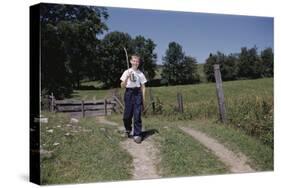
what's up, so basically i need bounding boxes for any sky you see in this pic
[99,6,273,64]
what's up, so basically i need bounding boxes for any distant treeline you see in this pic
[40,4,273,99]
[203,47,273,82]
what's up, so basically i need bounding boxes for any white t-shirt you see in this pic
[120,68,147,88]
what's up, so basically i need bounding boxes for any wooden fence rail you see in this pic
[50,97,117,118]
[48,66,227,120]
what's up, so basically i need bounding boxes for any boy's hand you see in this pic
[126,70,132,80]
[121,70,132,88]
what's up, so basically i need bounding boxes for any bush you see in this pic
[146,79,168,87]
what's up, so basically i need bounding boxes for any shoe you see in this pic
[133,136,142,144]
[126,130,133,138]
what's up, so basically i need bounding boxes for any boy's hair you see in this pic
[131,55,140,61]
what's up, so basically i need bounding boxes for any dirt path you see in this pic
[120,137,160,180]
[179,126,254,173]
[96,116,161,180]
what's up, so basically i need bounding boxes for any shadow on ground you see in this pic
[141,129,159,141]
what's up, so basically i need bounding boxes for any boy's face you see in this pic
[130,57,140,69]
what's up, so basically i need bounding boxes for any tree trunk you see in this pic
[76,79,80,89]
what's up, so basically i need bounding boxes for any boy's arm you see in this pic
[120,71,131,88]
[120,77,129,88]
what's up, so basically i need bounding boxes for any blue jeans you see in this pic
[123,87,143,136]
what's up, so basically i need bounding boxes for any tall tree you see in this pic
[99,31,133,88]
[40,3,108,96]
[132,36,157,80]
[99,32,158,88]
[162,42,184,85]
[204,53,217,82]
[204,52,239,82]
[162,42,199,85]
[260,47,273,77]
[222,54,239,81]
[237,46,263,79]
[178,56,200,84]
[41,23,72,99]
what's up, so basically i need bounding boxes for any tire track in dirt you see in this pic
[179,126,254,173]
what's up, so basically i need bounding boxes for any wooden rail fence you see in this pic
[50,97,119,118]
[48,64,226,121]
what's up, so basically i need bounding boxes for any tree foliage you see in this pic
[99,32,158,88]
[238,46,263,79]
[204,46,273,82]
[99,31,133,88]
[162,42,200,85]
[260,48,273,77]
[40,3,108,98]
[132,36,157,80]
[204,52,239,82]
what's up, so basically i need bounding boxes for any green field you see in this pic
[41,77,273,184]
[73,78,273,147]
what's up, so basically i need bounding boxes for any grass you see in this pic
[80,80,104,88]
[71,78,273,147]
[109,115,273,173]
[40,109,273,184]
[108,115,229,177]
[150,78,272,106]
[178,119,273,171]
[40,112,132,185]
[69,89,109,100]
[147,78,274,147]
[156,125,229,177]
[72,78,273,105]
[43,77,273,183]
[197,63,207,83]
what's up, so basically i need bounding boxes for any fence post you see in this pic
[104,99,107,116]
[177,93,180,113]
[149,88,155,113]
[50,92,55,112]
[213,64,227,123]
[81,100,85,118]
[177,92,184,113]
[180,93,184,113]
[112,95,124,113]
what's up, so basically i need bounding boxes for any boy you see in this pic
[120,55,147,144]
